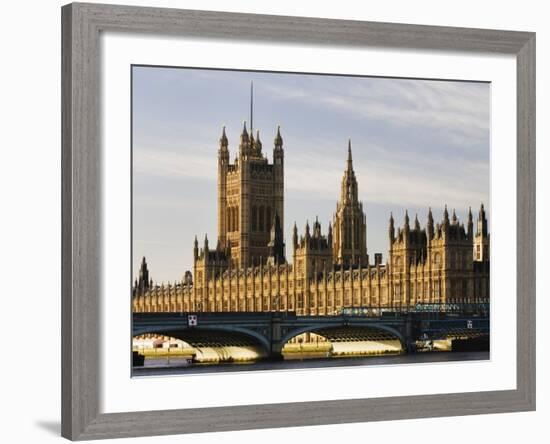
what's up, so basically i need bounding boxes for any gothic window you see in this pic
[433,252,441,268]
[235,206,239,231]
[394,256,402,272]
[380,286,387,303]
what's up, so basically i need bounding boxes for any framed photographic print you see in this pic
[61,2,535,440]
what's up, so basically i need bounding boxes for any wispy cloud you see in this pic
[261,76,489,147]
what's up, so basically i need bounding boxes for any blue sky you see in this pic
[132,66,490,284]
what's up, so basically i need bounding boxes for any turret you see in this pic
[239,121,250,156]
[274,125,283,150]
[389,212,395,242]
[414,213,421,231]
[467,206,474,239]
[254,129,262,156]
[474,203,490,261]
[137,256,150,292]
[427,207,434,239]
[193,236,199,260]
[477,203,488,237]
[313,216,321,238]
[219,125,228,151]
[443,204,450,229]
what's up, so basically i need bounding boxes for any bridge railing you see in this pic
[340,303,490,318]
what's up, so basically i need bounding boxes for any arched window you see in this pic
[433,252,441,267]
[227,208,232,232]
[394,256,402,272]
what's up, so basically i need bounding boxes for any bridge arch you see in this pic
[280,323,406,350]
[133,325,272,354]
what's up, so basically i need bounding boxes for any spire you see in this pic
[193,235,199,259]
[414,213,421,230]
[477,202,488,236]
[138,256,150,291]
[292,221,298,249]
[404,210,410,229]
[240,121,249,145]
[219,125,228,148]
[255,129,262,153]
[327,222,333,245]
[204,233,209,251]
[347,139,353,172]
[452,209,458,225]
[313,215,321,238]
[340,139,358,204]
[467,206,474,238]
[427,207,434,239]
[305,220,311,239]
[274,125,283,148]
[443,204,450,225]
[389,212,395,241]
[250,81,254,135]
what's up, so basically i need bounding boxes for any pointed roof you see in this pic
[219,125,228,147]
[427,207,434,225]
[347,139,353,171]
[274,125,283,148]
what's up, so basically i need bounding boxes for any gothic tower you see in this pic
[216,123,285,268]
[474,203,490,262]
[332,140,368,267]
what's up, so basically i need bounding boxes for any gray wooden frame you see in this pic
[61,2,536,440]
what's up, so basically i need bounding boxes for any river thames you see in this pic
[132,351,489,377]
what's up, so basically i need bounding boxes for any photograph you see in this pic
[131,66,491,375]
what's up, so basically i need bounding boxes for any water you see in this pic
[133,351,489,376]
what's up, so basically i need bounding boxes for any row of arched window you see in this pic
[251,205,272,232]
[227,205,274,233]
[227,206,239,232]
[342,221,361,249]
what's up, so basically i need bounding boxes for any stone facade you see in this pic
[133,125,490,315]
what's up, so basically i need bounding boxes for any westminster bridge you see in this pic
[133,304,489,359]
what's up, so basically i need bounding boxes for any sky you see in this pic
[132,66,490,284]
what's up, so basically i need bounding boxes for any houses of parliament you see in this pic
[133,122,490,315]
